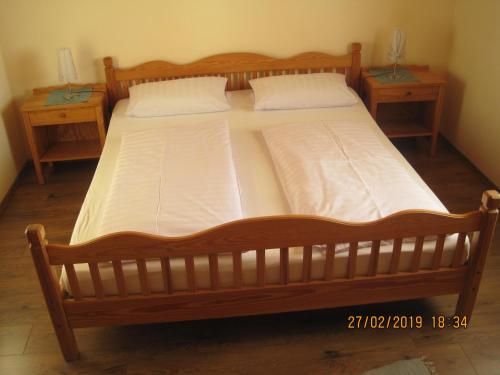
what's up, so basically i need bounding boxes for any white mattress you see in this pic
[64,90,462,297]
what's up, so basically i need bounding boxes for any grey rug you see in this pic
[362,358,436,375]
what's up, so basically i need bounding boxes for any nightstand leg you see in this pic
[22,113,45,184]
[369,100,378,119]
[95,107,106,148]
[430,87,445,156]
[430,133,438,156]
[33,160,45,184]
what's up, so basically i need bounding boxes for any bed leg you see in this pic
[26,224,80,361]
[455,190,499,322]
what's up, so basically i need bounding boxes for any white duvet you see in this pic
[99,121,242,237]
[262,121,446,222]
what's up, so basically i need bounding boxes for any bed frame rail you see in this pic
[26,190,498,361]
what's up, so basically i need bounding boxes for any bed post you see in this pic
[455,190,499,321]
[104,56,119,111]
[350,42,361,93]
[26,224,80,361]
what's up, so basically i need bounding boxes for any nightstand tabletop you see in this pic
[21,90,106,112]
[362,70,446,89]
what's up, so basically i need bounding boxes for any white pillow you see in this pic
[249,72,358,110]
[126,76,230,117]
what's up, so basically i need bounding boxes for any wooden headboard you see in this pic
[104,42,361,109]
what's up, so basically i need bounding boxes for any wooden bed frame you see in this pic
[26,43,499,361]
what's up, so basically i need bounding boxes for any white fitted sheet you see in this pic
[63,90,464,297]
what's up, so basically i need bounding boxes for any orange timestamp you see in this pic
[347,315,468,329]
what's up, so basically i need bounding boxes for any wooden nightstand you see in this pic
[21,84,108,184]
[361,67,446,155]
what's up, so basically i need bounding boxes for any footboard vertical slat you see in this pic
[160,257,173,294]
[257,249,266,287]
[389,238,403,274]
[280,247,289,285]
[411,236,425,272]
[88,263,104,299]
[302,246,313,282]
[368,240,381,276]
[432,234,446,269]
[324,244,336,280]
[112,260,128,297]
[452,233,467,267]
[233,251,243,288]
[209,254,219,290]
[185,256,196,292]
[136,259,151,296]
[64,264,82,301]
[347,242,358,278]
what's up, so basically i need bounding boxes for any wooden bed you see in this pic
[26,43,499,361]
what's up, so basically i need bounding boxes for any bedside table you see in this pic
[21,84,108,184]
[361,67,446,155]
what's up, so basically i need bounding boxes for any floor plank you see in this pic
[461,337,500,375]
[0,325,32,355]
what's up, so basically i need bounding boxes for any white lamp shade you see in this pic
[58,48,78,83]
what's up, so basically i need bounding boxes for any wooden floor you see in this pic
[0,138,498,375]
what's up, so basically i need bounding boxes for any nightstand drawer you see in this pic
[29,107,96,126]
[377,86,439,102]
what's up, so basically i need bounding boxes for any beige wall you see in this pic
[0,45,25,202]
[0,0,454,97]
[442,0,500,187]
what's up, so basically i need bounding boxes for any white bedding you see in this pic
[64,90,463,297]
[262,121,446,221]
[99,121,242,237]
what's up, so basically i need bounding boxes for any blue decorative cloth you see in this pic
[367,68,419,84]
[45,88,92,106]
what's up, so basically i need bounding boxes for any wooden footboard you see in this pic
[26,190,499,361]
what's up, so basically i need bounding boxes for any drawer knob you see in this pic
[59,112,67,118]
[406,91,412,96]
